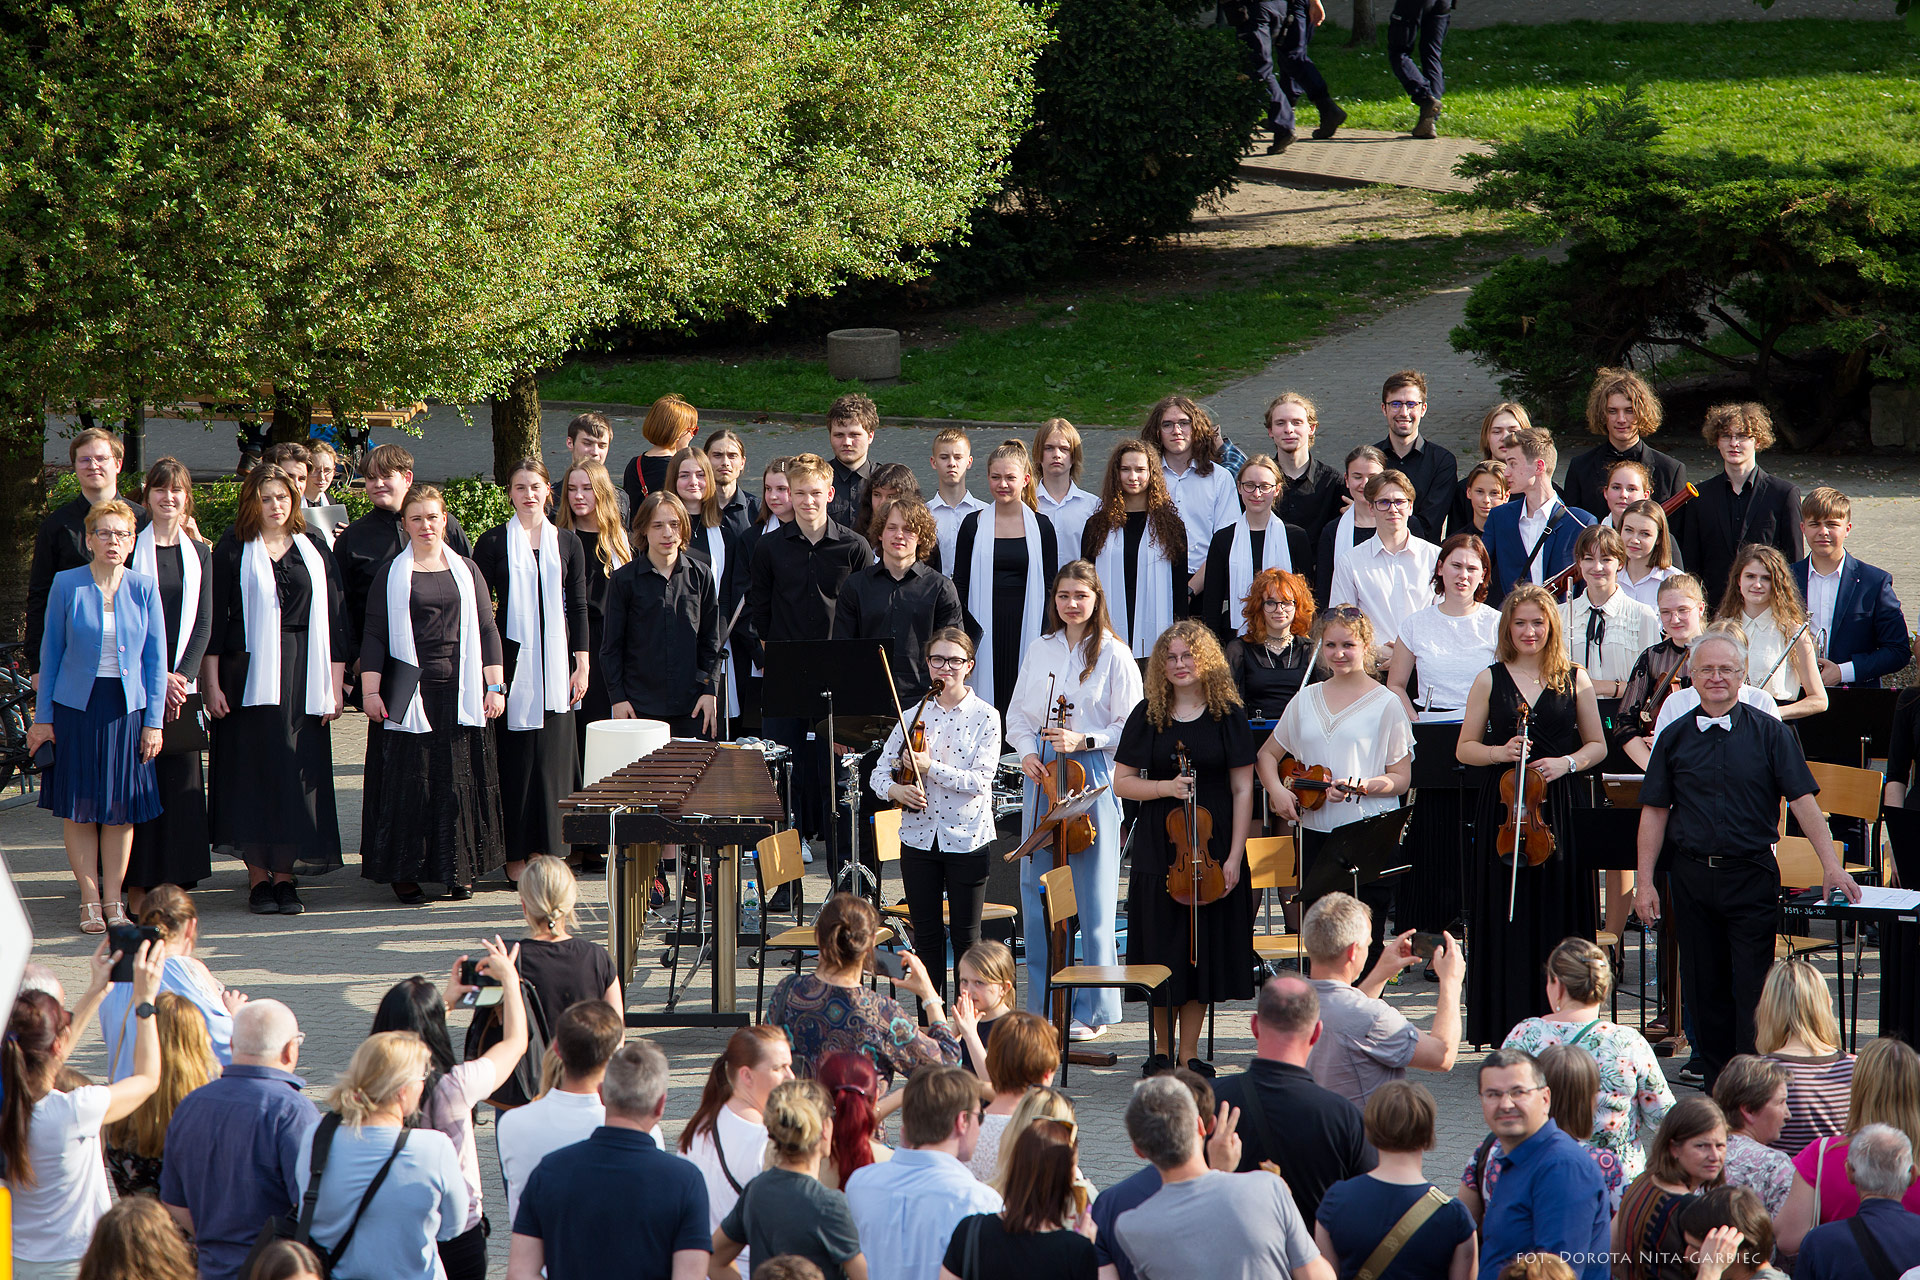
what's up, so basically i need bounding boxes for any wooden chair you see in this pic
[876,809,1020,989]
[1247,835,1308,969]
[756,826,894,1020]
[1041,865,1170,1083]
[1806,761,1884,881]
[1774,836,1842,963]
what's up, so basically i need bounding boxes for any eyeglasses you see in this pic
[1160,417,1193,430]
[1262,599,1296,611]
[1480,1085,1546,1104]
[1386,400,1425,411]
[91,530,135,543]
[1692,665,1742,679]
[1238,481,1276,495]
[1373,498,1411,512]
[927,655,970,669]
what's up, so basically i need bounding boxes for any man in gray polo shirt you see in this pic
[1301,892,1463,1108]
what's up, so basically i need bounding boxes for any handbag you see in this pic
[242,1113,412,1279]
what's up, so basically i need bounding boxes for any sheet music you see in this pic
[1839,886,1920,911]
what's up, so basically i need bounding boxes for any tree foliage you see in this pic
[1447,84,1920,442]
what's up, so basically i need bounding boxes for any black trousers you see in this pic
[1668,851,1779,1090]
[1388,0,1450,107]
[899,839,992,1001]
[438,1221,488,1280]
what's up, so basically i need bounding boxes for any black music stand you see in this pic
[763,639,902,896]
[1798,688,1899,768]
[1300,808,1416,903]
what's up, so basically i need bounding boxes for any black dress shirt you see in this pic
[602,553,723,717]
[359,555,505,682]
[334,507,472,666]
[1562,438,1689,519]
[1212,1058,1378,1225]
[1641,700,1818,857]
[25,495,150,672]
[1676,469,1803,606]
[718,489,761,544]
[827,457,877,533]
[1275,457,1345,546]
[833,561,964,705]
[1373,435,1458,542]
[748,519,872,645]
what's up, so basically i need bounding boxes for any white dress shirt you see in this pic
[1326,534,1440,645]
[1804,556,1854,682]
[1562,589,1660,685]
[1515,498,1556,585]
[1005,629,1144,762]
[1619,566,1678,611]
[846,1148,1003,1280]
[1653,684,1781,739]
[1160,459,1239,574]
[1035,482,1100,565]
[927,491,988,573]
[869,689,1003,853]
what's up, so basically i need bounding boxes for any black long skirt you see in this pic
[128,751,211,890]
[1464,776,1596,1047]
[495,710,577,861]
[1401,787,1469,934]
[207,630,343,876]
[361,683,505,886]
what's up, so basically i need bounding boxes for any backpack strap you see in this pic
[710,1128,745,1195]
[1848,1213,1901,1280]
[318,1127,413,1272]
[295,1113,343,1244]
[1232,1078,1282,1170]
[1355,1187,1450,1280]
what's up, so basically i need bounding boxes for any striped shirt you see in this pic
[1765,1050,1855,1155]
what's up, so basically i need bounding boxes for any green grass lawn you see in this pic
[543,232,1509,424]
[1309,16,1920,165]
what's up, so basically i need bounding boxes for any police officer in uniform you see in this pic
[1225,0,1347,153]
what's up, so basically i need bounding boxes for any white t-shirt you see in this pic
[685,1106,768,1254]
[497,1088,605,1230]
[6,1086,111,1261]
[1394,603,1500,717]
[1272,683,1416,834]
[428,1059,500,1231]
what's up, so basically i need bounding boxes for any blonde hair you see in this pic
[84,498,139,537]
[987,439,1038,510]
[957,941,1016,1014]
[104,992,217,1159]
[555,459,633,574]
[1312,606,1381,677]
[784,452,834,488]
[520,855,579,935]
[764,1078,832,1163]
[1497,585,1574,694]
[1849,1037,1920,1154]
[1545,937,1614,1005]
[328,1031,430,1128]
[993,1085,1076,1194]
[1143,620,1241,731]
[1754,957,1840,1055]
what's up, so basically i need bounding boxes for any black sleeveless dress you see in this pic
[1464,665,1597,1047]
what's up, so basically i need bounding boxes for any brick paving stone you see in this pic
[1241,130,1491,195]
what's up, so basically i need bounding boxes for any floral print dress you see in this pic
[767,972,961,1083]
[1502,1015,1674,1183]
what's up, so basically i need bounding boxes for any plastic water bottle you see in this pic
[741,877,761,935]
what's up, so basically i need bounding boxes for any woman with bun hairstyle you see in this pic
[1501,937,1672,1184]
[97,885,241,1081]
[709,1079,869,1280]
[767,893,961,1083]
[816,1051,892,1193]
[474,458,591,884]
[680,1026,795,1262]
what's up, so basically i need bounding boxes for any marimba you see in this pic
[560,740,783,1028]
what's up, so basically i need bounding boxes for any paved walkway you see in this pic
[1451,0,1883,26]
[1241,129,1490,194]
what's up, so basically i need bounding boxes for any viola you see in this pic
[1275,753,1335,812]
[1546,482,1701,599]
[1495,703,1554,922]
[1164,740,1226,966]
[889,679,943,810]
[1036,686,1094,863]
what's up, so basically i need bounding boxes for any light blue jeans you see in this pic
[1019,747,1122,1028]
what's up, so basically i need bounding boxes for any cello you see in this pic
[1495,702,1554,922]
[1164,741,1227,966]
[1035,679,1095,867]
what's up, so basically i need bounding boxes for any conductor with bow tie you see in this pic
[1633,625,1859,1091]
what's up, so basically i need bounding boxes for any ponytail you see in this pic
[818,1050,882,1186]
[3,992,72,1186]
[679,1025,785,1153]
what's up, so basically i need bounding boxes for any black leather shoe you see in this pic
[446,884,472,901]
[248,882,278,915]
[1187,1057,1217,1079]
[1267,129,1297,155]
[1141,1053,1174,1078]
[394,883,428,905]
[1312,102,1348,140]
[274,881,305,915]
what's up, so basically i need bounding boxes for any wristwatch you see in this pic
[134,1001,156,1020]
[486,684,506,694]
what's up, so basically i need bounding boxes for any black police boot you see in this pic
[1312,99,1347,140]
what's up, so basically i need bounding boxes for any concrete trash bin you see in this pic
[827,328,902,382]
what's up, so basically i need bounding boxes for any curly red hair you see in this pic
[1241,569,1314,644]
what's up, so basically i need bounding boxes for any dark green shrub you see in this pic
[49,472,509,544]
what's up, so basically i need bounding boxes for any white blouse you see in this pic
[1394,603,1500,718]
[1272,683,1416,833]
[870,690,1003,854]
[1561,590,1660,684]
[1005,629,1144,763]
[1619,566,1678,611]
[1739,611,1803,701]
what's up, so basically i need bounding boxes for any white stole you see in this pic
[132,527,199,681]
[239,533,333,715]
[1330,505,1359,582]
[701,525,738,718]
[1226,516,1292,635]
[504,518,570,731]
[384,553,485,733]
[965,507,1046,704]
[1092,519,1175,660]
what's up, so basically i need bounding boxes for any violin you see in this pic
[1545,482,1701,599]
[1036,685,1094,864]
[1495,703,1554,922]
[889,678,944,810]
[1612,646,1690,748]
[1163,740,1227,966]
[1274,753,1335,812]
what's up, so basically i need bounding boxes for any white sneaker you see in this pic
[1068,1019,1107,1042]
[800,840,815,864]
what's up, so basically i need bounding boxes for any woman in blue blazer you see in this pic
[27,499,169,935]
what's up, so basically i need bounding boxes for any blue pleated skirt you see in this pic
[40,678,162,826]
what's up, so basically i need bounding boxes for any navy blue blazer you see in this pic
[1484,497,1595,600]
[36,565,169,727]
[1793,554,1909,687]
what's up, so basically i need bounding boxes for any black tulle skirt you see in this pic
[360,683,505,885]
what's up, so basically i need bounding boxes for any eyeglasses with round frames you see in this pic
[926,655,971,670]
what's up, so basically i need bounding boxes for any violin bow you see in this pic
[1507,707,1532,924]
[876,646,925,792]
